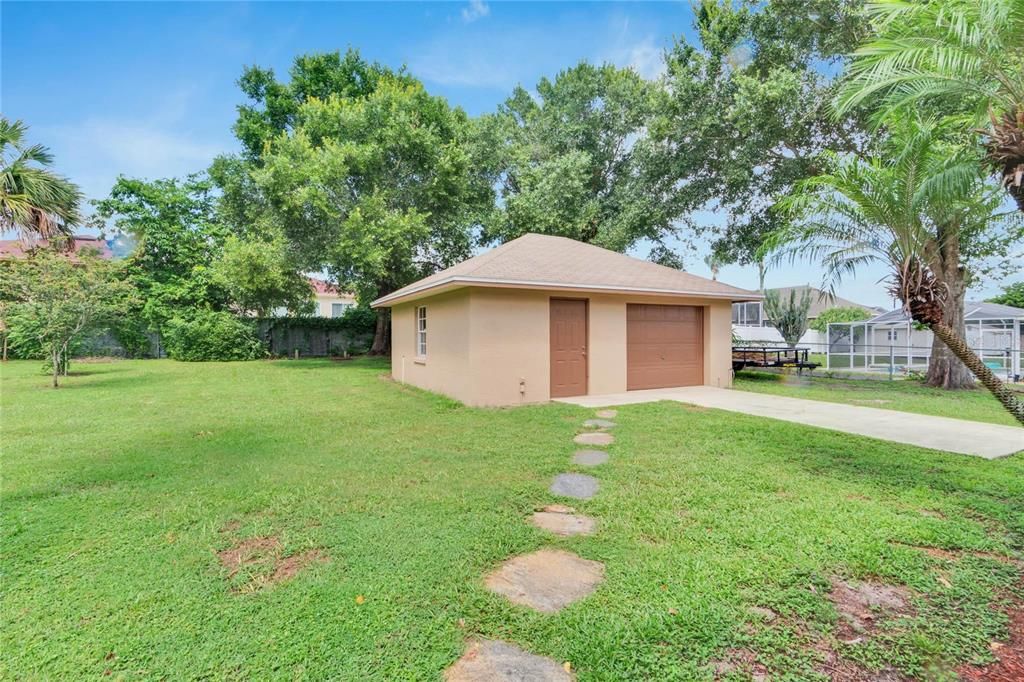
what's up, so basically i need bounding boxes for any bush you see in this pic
[110,316,154,358]
[163,311,266,362]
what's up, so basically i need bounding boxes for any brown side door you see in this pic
[627,304,703,390]
[549,299,588,398]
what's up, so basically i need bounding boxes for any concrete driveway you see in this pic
[556,386,1024,459]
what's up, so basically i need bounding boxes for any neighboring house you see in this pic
[308,277,357,317]
[828,301,1024,378]
[732,285,882,348]
[0,235,114,261]
[372,233,760,407]
[732,285,880,328]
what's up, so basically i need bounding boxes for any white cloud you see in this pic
[41,119,229,202]
[605,36,667,81]
[461,0,490,23]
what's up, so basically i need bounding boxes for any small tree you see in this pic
[3,249,136,387]
[763,288,812,347]
[811,306,871,334]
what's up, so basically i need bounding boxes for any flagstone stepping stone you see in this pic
[541,503,575,514]
[531,510,596,536]
[484,548,605,613]
[549,473,599,499]
[573,432,613,447]
[445,639,572,681]
[572,449,608,467]
[582,418,616,429]
[595,409,617,419]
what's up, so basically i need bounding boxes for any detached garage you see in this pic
[372,234,760,407]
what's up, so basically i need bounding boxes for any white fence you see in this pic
[825,321,1022,382]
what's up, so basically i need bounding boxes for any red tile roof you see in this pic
[308,277,341,295]
[0,236,114,261]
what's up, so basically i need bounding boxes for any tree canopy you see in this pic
[478,62,674,256]
[252,72,493,351]
[233,49,413,161]
[657,0,870,264]
[93,175,229,330]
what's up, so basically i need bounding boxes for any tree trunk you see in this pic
[2,334,7,362]
[925,272,973,389]
[369,307,391,355]
[925,222,973,389]
[51,348,61,388]
[930,322,1024,425]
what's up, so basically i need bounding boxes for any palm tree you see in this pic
[703,253,722,281]
[836,0,1024,211]
[768,118,1024,423]
[0,117,82,242]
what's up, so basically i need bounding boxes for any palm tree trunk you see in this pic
[930,322,1024,425]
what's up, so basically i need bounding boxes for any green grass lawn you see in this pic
[735,369,1021,427]
[3,359,1023,680]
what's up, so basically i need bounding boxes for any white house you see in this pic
[309,277,357,317]
[827,301,1024,379]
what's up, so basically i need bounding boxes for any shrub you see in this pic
[163,310,266,362]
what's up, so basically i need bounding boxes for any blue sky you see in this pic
[5,0,1001,307]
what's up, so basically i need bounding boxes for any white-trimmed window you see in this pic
[331,302,353,318]
[416,306,427,357]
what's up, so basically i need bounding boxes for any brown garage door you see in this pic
[627,304,703,390]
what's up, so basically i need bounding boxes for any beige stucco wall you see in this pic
[389,287,735,407]
[391,289,473,403]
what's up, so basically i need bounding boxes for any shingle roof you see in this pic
[372,233,759,307]
[766,285,881,319]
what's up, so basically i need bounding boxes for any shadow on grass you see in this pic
[266,357,391,371]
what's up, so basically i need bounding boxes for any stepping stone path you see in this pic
[550,473,599,499]
[445,639,571,681]
[572,449,608,467]
[484,548,605,613]
[573,431,613,447]
[451,408,620,676]
[531,504,596,536]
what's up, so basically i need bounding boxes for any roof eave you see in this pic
[372,276,762,308]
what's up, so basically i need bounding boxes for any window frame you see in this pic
[416,306,427,357]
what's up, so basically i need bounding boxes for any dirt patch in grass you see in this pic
[219,520,242,534]
[271,549,328,582]
[958,594,1024,682]
[217,536,327,592]
[813,638,907,681]
[828,578,913,644]
[892,541,1021,566]
[218,536,282,578]
[708,647,769,681]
